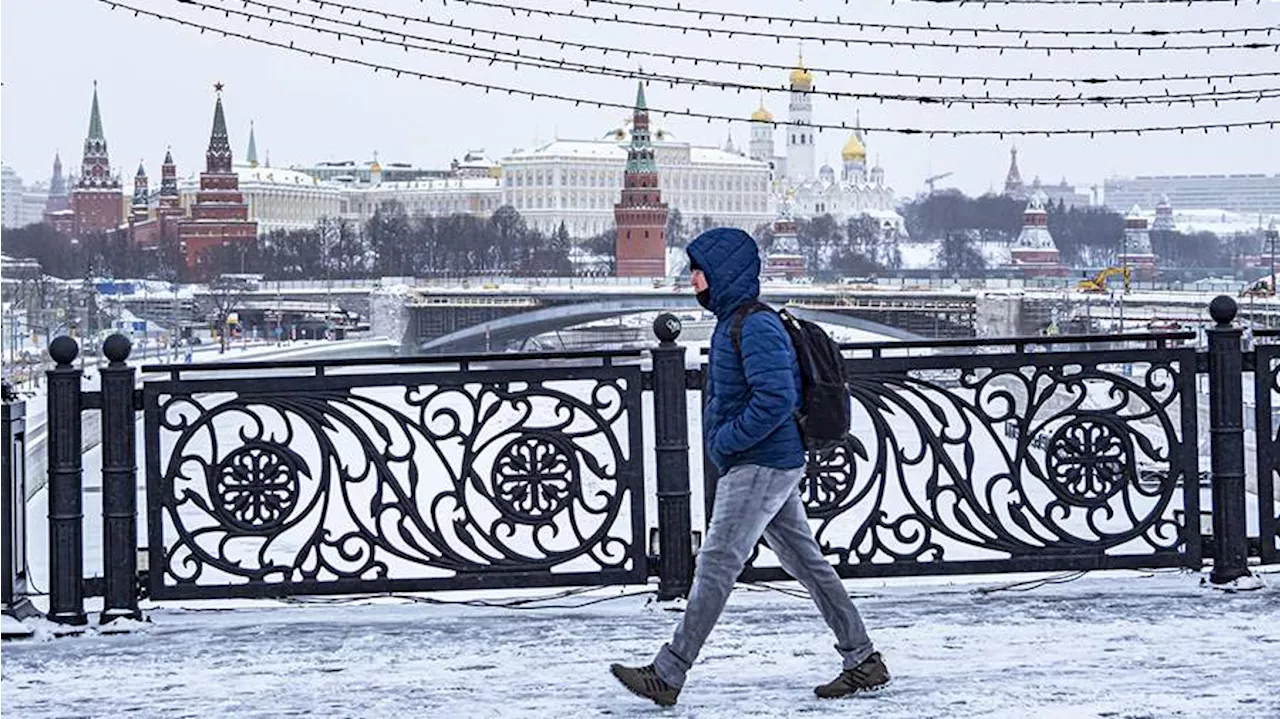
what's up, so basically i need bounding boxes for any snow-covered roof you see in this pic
[360,177,501,192]
[688,146,765,167]
[505,140,627,162]
[1166,209,1266,236]
[504,140,766,169]
[234,165,330,187]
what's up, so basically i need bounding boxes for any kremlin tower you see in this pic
[1008,191,1066,277]
[613,82,668,277]
[70,82,124,236]
[126,149,185,251]
[1119,205,1158,280]
[131,163,149,223]
[178,84,258,275]
[1003,147,1026,200]
[44,153,70,216]
[157,149,182,217]
[763,190,805,280]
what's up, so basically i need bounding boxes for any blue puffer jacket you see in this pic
[688,228,804,474]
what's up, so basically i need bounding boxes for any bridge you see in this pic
[400,281,1280,353]
[3,298,1275,637]
[111,276,1280,353]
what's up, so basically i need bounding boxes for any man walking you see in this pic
[610,228,888,706]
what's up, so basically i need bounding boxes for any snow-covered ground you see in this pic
[2,570,1277,718]
[4,336,1278,717]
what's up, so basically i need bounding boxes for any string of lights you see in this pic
[574,0,1277,37]
[904,0,1264,5]
[256,0,1280,87]
[202,0,1280,107]
[392,0,1280,52]
[106,0,1279,137]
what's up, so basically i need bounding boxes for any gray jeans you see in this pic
[653,463,875,688]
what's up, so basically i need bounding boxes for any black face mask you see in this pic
[696,288,712,310]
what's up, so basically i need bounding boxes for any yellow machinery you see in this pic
[1240,276,1276,298]
[1076,267,1131,293]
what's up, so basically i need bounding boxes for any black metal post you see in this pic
[652,314,693,600]
[47,336,87,625]
[2,383,36,622]
[1205,296,1251,585]
[100,334,140,623]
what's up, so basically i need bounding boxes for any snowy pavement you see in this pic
[3,570,1277,718]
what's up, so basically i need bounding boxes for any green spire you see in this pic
[635,81,647,111]
[211,96,228,142]
[88,81,104,140]
[206,85,234,173]
[246,120,258,167]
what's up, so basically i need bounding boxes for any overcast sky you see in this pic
[3,0,1277,201]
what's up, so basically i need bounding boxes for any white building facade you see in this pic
[2,165,24,228]
[348,176,502,223]
[179,165,345,234]
[501,138,772,238]
[185,133,771,240]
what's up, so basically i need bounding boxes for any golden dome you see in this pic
[841,133,866,161]
[369,160,382,173]
[750,103,774,122]
[789,65,813,88]
[789,49,814,88]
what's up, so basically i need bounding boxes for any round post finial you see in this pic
[103,333,132,365]
[1209,295,1238,327]
[49,336,80,367]
[654,313,682,344]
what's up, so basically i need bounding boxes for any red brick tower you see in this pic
[178,84,257,274]
[71,82,124,236]
[130,162,150,224]
[614,82,668,277]
[157,148,182,216]
[1008,190,1066,277]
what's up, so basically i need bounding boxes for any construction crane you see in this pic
[924,172,954,194]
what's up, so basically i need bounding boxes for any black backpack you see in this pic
[730,302,851,452]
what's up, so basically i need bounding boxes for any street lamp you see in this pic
[1267,217,1278,299]
[1116,226,1127,334]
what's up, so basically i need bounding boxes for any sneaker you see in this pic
[610,663,681,707]
[814,652,890,699]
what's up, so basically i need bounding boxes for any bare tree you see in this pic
[199,275,253,353]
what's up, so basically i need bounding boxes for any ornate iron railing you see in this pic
[141,353,648,599]
[1255,336,1279,564]
[12,297,1273,624]
[733,345,1200,580]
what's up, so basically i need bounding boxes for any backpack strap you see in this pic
[730,301,772,355]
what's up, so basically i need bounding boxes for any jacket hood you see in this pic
[686,228,761,319]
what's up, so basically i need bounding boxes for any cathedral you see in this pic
[746,55,897,224]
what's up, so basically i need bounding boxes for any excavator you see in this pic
[1076,266,1131,293]
[1240,275,1276,298]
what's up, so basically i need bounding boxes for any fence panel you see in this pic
[1255,344,1279,564]
[739,346,1201,580]
[142,360,647,598]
